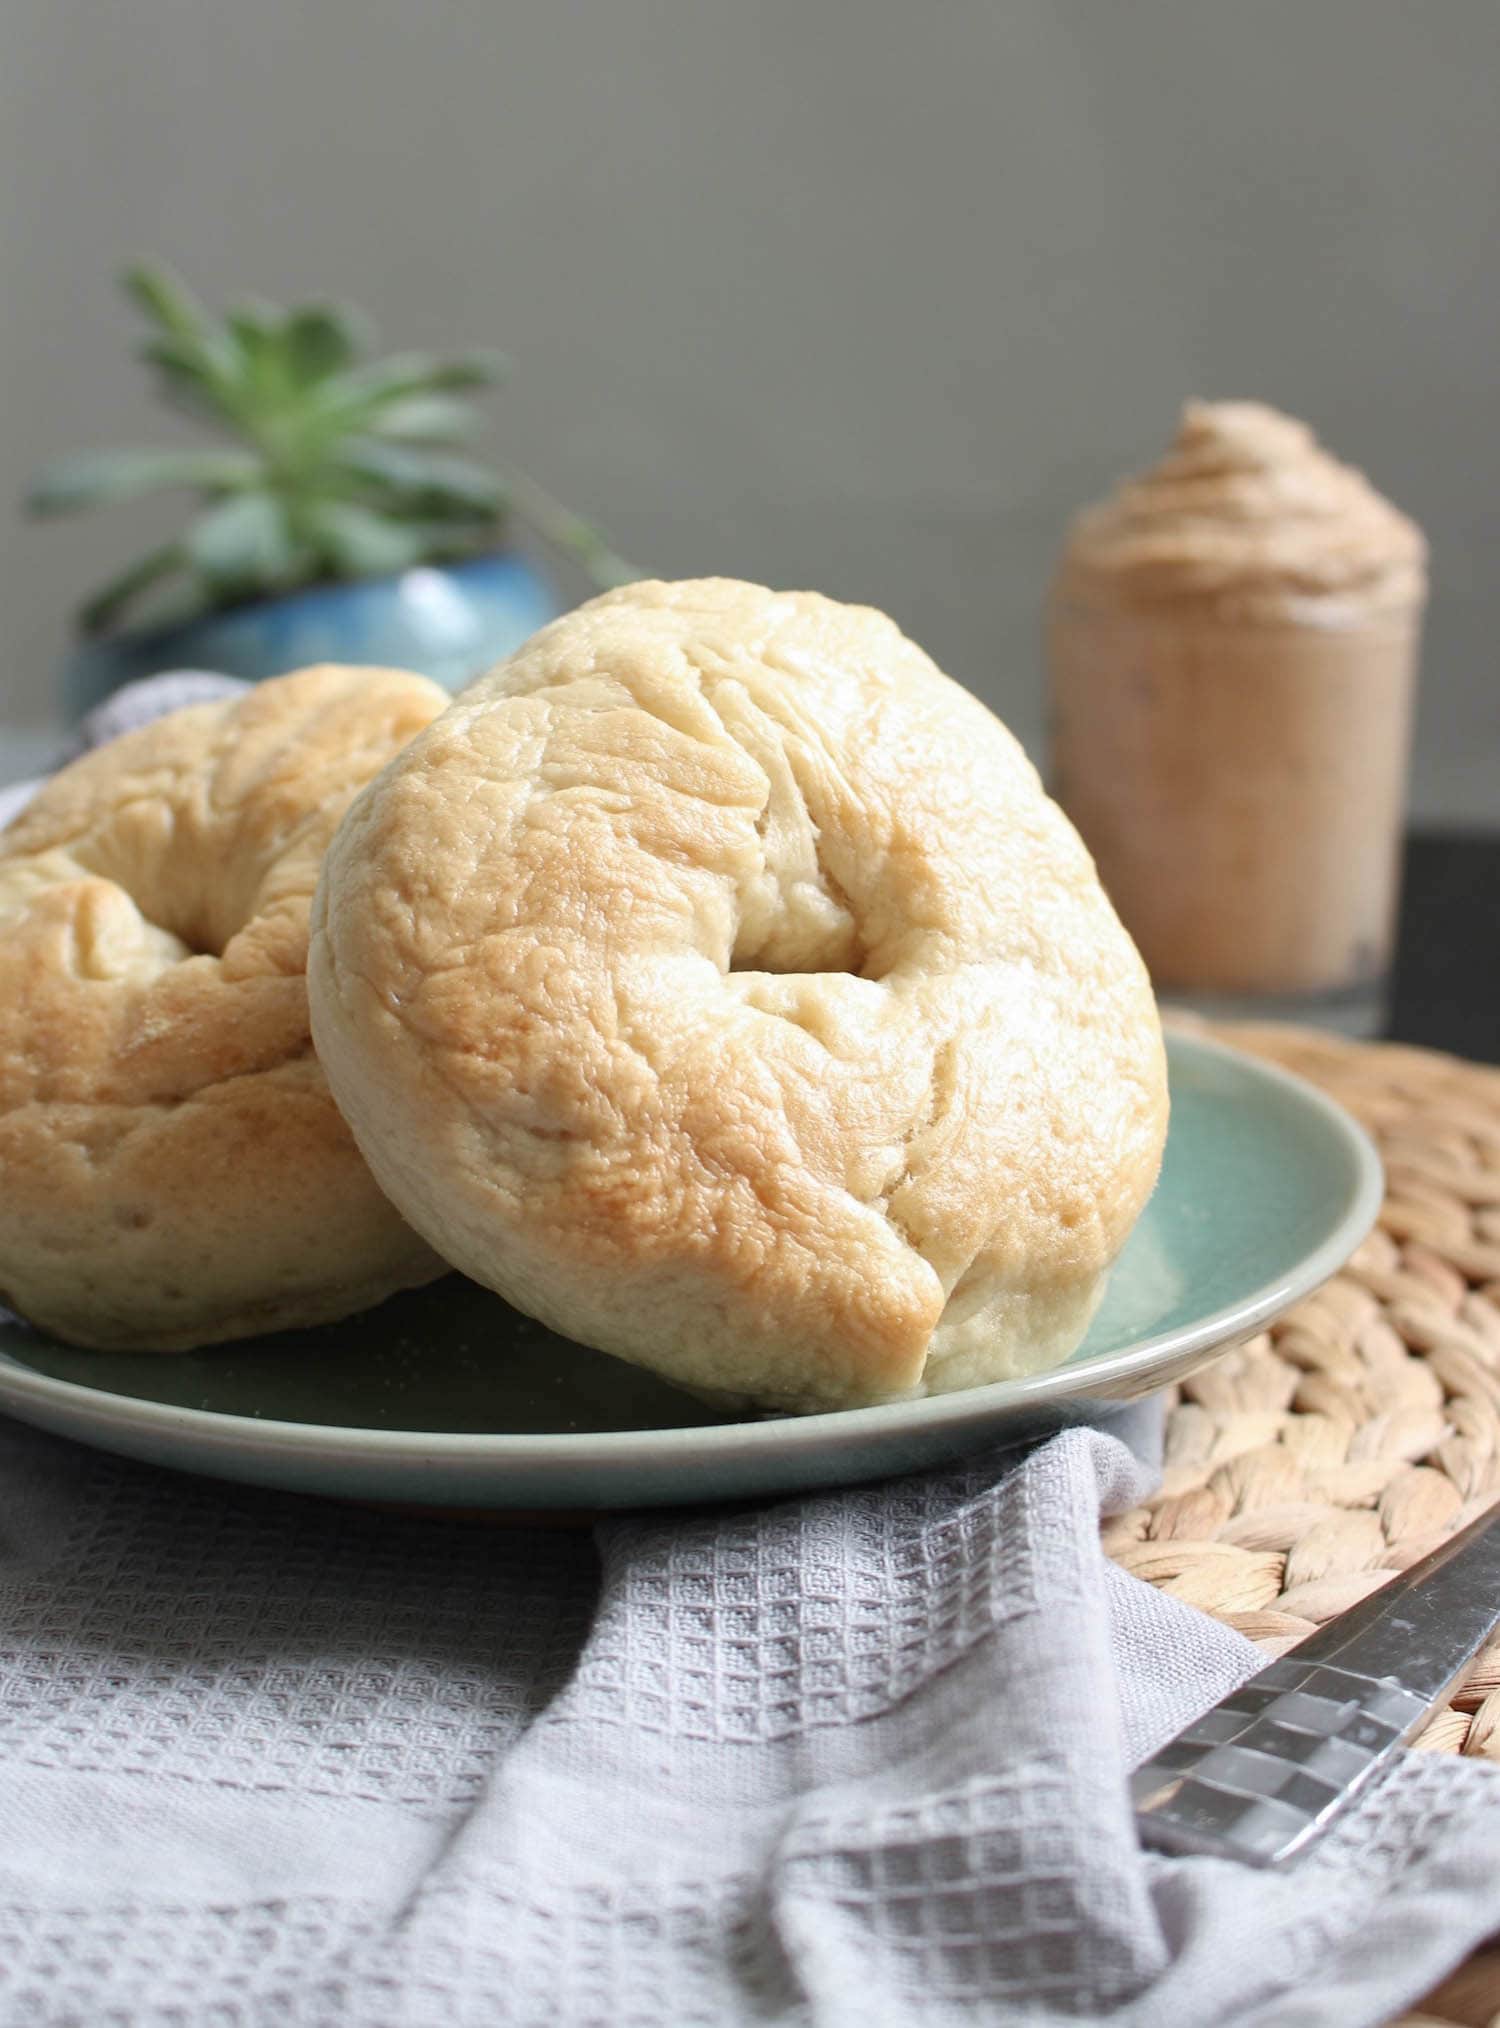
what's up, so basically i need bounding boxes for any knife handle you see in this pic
[1133,1655,1429,1865]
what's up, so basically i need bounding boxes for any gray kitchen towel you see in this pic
[0,1411,1498,2027]
[3,676,1500,2025]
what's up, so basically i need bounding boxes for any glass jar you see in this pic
[1048,594,1423,1036]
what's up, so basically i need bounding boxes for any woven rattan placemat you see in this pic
[1107,1023,1500,2027]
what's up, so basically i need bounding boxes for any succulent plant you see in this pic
[27,264,634,634]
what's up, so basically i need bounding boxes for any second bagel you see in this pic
[0,664,450,1350]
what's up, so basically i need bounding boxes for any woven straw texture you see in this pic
[1107,1023,1500,2027]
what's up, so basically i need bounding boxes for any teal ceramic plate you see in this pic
[0,1035,1381,1509]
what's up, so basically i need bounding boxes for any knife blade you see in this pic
[1133,1493,1500,1865]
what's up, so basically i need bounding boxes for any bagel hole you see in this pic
[728,939,869,979]
[150,906,223,960]
[69,840,230,960]
[112,894,222,962]
[727,853,873,977]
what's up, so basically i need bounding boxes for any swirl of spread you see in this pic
[1056,401,1426,621]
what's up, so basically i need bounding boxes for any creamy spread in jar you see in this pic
[1049,402,1427,1013]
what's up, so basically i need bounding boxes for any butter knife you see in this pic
[1133,1494,1500,1865]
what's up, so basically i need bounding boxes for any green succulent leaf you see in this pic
[366,394,484,442]
[78,542,189,634]
[226,302,281,354]
[27,447,260,517]
[186,491,297,591]
[36,267,632,629]
[135,338,234,427]
[120,263,211,345]
[347,347,508,397]
[335,440,505,520]
[314,349,509,430]
[281,305,371,387]
[303,501,437,579]
[126,266,246,420]
[225,311,270,389]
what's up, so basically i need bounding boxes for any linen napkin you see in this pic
[3,676,1500,2027]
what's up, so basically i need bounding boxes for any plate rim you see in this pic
[0,1033,1384,1467]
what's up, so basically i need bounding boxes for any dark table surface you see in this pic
[1388,830,1498,1065]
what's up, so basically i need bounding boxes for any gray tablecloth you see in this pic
[3,676,1500,2025]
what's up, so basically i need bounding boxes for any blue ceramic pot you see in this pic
[62,549,563,719]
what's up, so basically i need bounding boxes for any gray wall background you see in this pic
[1,0,1495,819]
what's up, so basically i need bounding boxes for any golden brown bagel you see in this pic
[310,581,1168,1412]
[0,665,449,1350]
